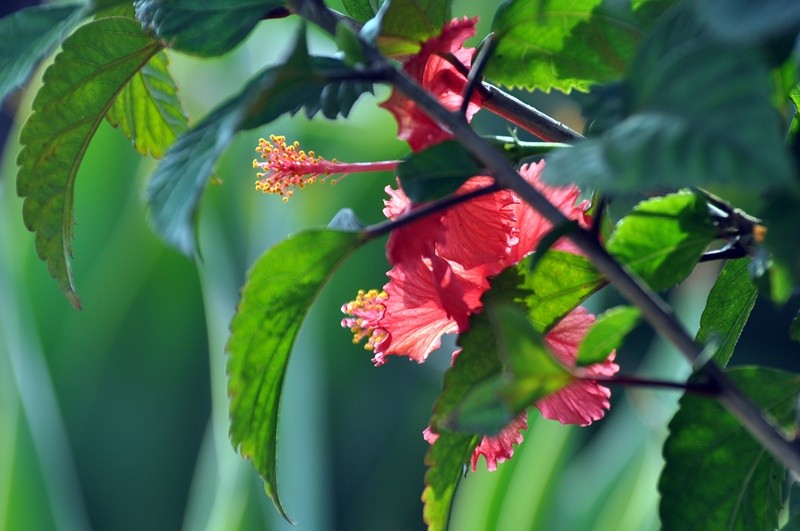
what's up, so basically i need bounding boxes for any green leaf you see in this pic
[520,251,605,332]
[227,227,363,521]
[105,50,189,158]
[576,306,640,366]
[691,0,800,43]
[486,0,641,93]
[378,0,451,56]
[0,3,86,105]
[342,0,381,22]
[695,259,758,368]
[145,27,375,254]
[606,191,716,291]
[659,367,799,531]
[447,303,572,434]
[16,15,161,309]
[398,140,482,202]
[133,0,286,57]
[424,267,525,531]
[422,431,479,531]
[544,8,794,191]
[761,190,800,288]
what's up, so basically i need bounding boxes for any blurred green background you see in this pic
[2,1,799,530]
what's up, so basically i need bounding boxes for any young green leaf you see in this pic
[105,50,188,158]
[378,0,451,56]
[342,0,381,22]
[695,259,758,367]
[606,191,716,291]
[424,267,526,531]
[576,306,640,366]
[0,3,86,105]
[544,7,794,191]
[659,367,800,531]
[520,251,605,332]
[446,302,573,435]
[398,141,482,202]
[227,227,363,522]
[145,27,375,255]
[16,15,161,309]
[486,0,642,93]
[133,0,286,57]
[422,431,479,531]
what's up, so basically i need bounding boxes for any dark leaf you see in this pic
[659,367,799,531]
[227,228,363,521]
[545,8,794,191]
[0,3,86,105]
[691,0,800,43]
[398,140,482,202]
[16,14,161,308]
[695,259,758,367]
[133,0,285,56]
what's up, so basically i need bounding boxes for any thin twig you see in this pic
[460,34,497,116]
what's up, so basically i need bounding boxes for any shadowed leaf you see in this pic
[660,367,799,530]
[0,3,86,105]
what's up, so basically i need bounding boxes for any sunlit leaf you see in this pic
[544,8,794,191]
[0,3,86,105]
[378,0,451,55]
[606,191,716,291]
[398,140,482,202]
[695,259,758,368]
[227,226,363,521]
[133,0,286,56]
[520,251,605,332]
[576,306,640,366]
[16,15,161,308]
[145,27,375,254]
[486,0,641,93]
[106,50,188,158]
[659,367,799,530]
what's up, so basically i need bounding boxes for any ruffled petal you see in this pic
[470,413,528,472]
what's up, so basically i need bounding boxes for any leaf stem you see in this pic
[590,374,721,396]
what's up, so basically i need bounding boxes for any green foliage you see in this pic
[16,15,161,309]
[424,268,523,531]
[606,191,716,291]
[760,191,800,289]
[520,251,605,332]
[342,0,381,22]
[227,226,364,521]
[105,51,189,158]
[544,7,794,191]
[378,0,451,55]
[486,0,642,93]
[691,0,800,42]
[422,431,479,531]
[576,306,640,366]
[144,27,375,254]
[695,259,758,368]
[398,141,482,202]
[0,3,86,105]
[133,0,286,57]
[659,367,799,531]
